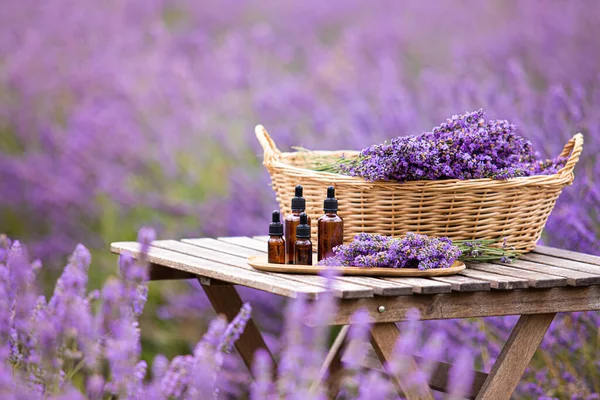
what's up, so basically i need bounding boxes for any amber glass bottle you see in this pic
[318,186,344,261]
[294,212,313,265]
[267,210,285,264]
[284,185,311,264]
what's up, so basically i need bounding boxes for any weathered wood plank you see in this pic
[459,268,529,290]
[476,313,555,400]
[534,245,600,266]
[370,323,436,399]
[497,259,600,286]
[328,286,600,325]
[343,345,488,399]
[111,242,322,299]
[219,236,268,252]
[468,263,567,288]
[521,252,600,275]
[431,275,491,292]
[179,239,373,299]
[200,280,277,377]
[336,276,414,296]
[382,277,452,294]
[185,237,260,257]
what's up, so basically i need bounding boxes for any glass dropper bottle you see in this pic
[284,185,311,264]
[294,212,313,265]
[267,210,285,264]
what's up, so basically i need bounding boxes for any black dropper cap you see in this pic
[296,212,311,239]
[291,185,306,211]
[323,186,338,213]
[269,210,283,236]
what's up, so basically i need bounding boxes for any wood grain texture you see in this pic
[330,286,600,325]
[521,252,600,274]
[534,245,600,266]
[219,236,268,252]
[431,274,491,292]
[335,276,414,296]
[111,242,323,299]
[200,280,277,377]
[178,239,374,299]
[247,254,465,277]
[468,263,567,288]
[497,259,600,286]
[370,323,435,400]
[343,345,488,399]
[476,313,556,400]
[382,277,452,294]
[459,268,529,290]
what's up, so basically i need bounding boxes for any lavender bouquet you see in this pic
[318,233,516,270]
[317,109,567,182]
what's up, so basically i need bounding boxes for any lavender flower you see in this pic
[448,351,475,399]
[250,349,275,400]
[319,232,462,270]
[335,109,566,182]
[218,302,252,353]
[1,2,599,397]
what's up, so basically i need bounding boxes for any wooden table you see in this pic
[111,236,600,399]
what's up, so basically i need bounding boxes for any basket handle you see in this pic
[255,125,282,165]
[556,133,584,182]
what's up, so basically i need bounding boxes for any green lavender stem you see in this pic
[454,239,517,263]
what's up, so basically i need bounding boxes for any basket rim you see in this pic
[256,125,584,190]
[266,155,571,189]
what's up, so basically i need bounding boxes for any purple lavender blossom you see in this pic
[448,351,475,399]
[0,2,599,397]
[219,302,252,353]
[320,232,462,270]
[250,349,275,400]
[336,109,567,182]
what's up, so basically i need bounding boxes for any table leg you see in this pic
[198,278,277,377]
[370,323,435,400]
[475,313,556,400]
[314,325,349,399]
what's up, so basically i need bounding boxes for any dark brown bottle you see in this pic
[267,210,285,264]
[284,185,311,264]
[318,186,344,261]
[294,212,312,265]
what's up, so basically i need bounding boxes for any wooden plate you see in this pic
[247,255,465,277]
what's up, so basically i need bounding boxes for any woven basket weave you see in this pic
[256,125,583,253]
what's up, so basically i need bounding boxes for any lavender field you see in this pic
[1,0,599,398]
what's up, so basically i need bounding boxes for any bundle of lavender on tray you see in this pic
[318,233,516,270]
[317,109,567,182]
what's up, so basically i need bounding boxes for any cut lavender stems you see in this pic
[317,109,567,182]
[317,233,517,269]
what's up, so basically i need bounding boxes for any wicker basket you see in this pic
[256,125,583,253]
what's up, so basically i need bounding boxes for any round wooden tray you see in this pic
[247,255,465,277]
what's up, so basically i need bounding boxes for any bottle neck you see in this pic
[324,211,337,216]
[291,209,304,214]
